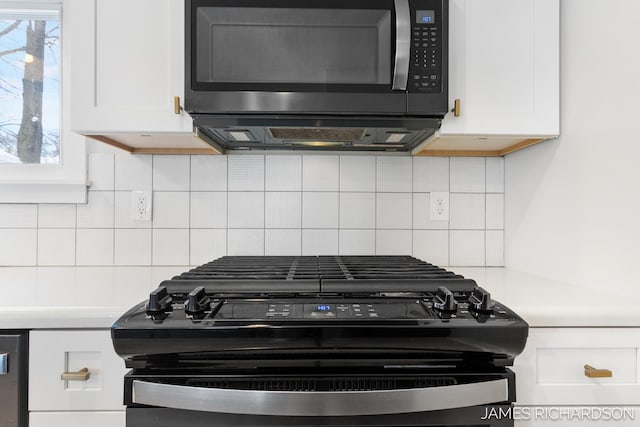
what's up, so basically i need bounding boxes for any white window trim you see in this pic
[0,0,87,203]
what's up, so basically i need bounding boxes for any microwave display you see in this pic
[416,10,435,24]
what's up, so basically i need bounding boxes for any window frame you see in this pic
[0,0,86,203]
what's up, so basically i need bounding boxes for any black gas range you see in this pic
[112,256,527,427]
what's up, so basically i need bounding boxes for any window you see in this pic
[0,0,86,203]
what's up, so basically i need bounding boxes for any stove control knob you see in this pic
[147,286,172,313]
[433,286,457,312]
[468,287,494,312]
[185,286,210,314]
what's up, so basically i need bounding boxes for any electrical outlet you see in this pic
[132,191,152,221]
[430,192,449,221]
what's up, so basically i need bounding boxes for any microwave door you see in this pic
[392,0,411,91]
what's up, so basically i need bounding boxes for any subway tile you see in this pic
[190,229,227,265]
[88,153,114,191]
[190,155,228,191]
[76,191,114,228]
[0,229,37,266]
[376,193,412,229]
[152,229,190,265]
[413,230,449,266]
[76,229,114,266]
[0,204,38,228]
[449,193,485,230]
[376,157,412,192]
[114,154,152,191]
[302,192,339,229]
[339,156,376,192]
[339,193,375,229]
[302,156,339,191]
[265,229,302,256]
[339,230,375,255]
[153,155,190,191]
[227,229,265,256]
[265,192,302,229]
[38,204,76,228]
[450,158,485,193]
[412,193,448,230]
[153,192,190,228]
[413,157,449,192]
[114,191,151,229]
[449,230,485,266]
[375,230,412,255]
[486,157,505,193]
[114,229,152,266]
[190,192,227,228]
[486,194,504,229]
[228,192,265,228]
[265,155,302,191]
[302,229,338,255]
[37,229,76,266]
[486,230,505,266]
[228,155,265,191]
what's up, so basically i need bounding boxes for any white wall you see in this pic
[506,0,640,292]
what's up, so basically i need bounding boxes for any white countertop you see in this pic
[0,266,638,329]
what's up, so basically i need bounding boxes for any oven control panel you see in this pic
[408,0,444,93]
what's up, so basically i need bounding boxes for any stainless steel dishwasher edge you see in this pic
[0,331,28,427]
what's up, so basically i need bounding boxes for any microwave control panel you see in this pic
[409,0,444,93]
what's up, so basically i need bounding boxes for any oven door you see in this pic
[186,0,445,115]
[124,370,516,426]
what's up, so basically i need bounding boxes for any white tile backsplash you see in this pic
[265,229,302,256]
[265,155,302,191]
[37,229,76,266]
[377,157,413,192]
[2,153,504,267]
[228,156,265,191]
[228,192,265,228]
[302,156,339,191]
[0,204,38,228]
[302,192,339,229]
[376,193,412,229]
[265,192,302,229]
[152,192,190,228]
[190,155,228,191]
[450,158,486,193]
[153,155,190,191]
[339,193,375,229]
[190,192,227,228]
[340,156,376,192]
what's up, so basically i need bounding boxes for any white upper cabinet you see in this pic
[68,0,217,154]
[416,0,559,156]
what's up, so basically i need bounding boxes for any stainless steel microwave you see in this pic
[185,0,449,152]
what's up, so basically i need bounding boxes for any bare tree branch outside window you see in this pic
[0,10,60,164]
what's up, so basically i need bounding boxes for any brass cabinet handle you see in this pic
[451,99,461,117]
[584,364,612,378]
[174,96,182,114]
[61,367,91,381]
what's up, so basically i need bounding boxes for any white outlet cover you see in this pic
[132,191,152,221]
[430,192,449,221]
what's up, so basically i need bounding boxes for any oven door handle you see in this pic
[132,378,509,416]
[392,0,411,90]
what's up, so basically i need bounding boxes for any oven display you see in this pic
[317,305,331,312]
[416,10,435,24]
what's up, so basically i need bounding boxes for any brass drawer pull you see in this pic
[61,367,91,381]
[584,364,612,378]
[174,96,182,114]
[451,99,461,117]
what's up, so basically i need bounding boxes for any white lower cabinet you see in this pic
[29,330,127,423]
[512,328,640,425]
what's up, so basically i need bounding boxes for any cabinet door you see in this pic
[29,330,128,411]
[69,0,192,133]
[30,411,125,427]
[513,328,640,406]
[441,0,559,136]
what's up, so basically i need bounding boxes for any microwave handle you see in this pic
[392,0,411,91]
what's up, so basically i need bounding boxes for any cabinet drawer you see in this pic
[29,330,127,411]
[513,328,640,405]
[30,411,125,427]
